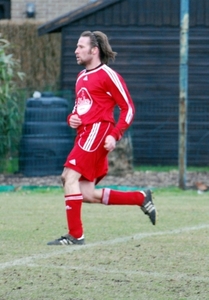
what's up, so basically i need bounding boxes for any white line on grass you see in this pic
[0,224,209,271]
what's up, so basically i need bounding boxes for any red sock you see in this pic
[65,194,83,239]
[102,188,145,206]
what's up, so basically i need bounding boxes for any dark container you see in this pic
[19,92,74,176]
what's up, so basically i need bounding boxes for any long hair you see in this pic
[80,31,117,65]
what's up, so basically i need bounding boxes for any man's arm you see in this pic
[107,72,135,141]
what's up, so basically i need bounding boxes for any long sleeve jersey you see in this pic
[68,64,135,141]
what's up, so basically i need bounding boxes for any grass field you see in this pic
[0,187,209,300]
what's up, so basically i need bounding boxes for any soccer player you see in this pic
[47,31,157,246]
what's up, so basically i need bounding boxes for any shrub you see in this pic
[0,21,61,91]
[0,38,25,172]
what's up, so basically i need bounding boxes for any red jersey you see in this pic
[68,64,135,141]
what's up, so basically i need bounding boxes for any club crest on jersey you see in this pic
[77,88,93,115]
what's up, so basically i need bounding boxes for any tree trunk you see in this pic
[108,132,133,176]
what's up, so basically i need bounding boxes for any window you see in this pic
[0,0,11,19]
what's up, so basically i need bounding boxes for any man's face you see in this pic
[75,36,93,66]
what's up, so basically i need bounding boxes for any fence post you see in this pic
[179,0,189,189]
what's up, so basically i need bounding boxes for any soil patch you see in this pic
[0,171,208,189]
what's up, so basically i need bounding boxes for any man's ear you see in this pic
[91,46,99,55]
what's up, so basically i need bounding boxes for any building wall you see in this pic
[57,0,209,166]
[11,0,90,21]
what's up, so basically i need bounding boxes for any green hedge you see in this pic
[0,21,62,173]
[0,20,61,91]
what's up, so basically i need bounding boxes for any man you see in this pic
[47,31,157,246]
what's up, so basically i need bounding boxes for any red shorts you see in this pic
[64,122,114,183]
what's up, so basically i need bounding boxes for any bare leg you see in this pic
[79,180,103,203]
[61,167,81,194]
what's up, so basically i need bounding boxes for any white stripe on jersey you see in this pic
[78,122,111,152]
[102,65,133,124]
[83,122,101,151]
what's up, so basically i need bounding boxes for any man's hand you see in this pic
[68,114,82,128]
[104,135,116,152]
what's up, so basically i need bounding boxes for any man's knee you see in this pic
[61,168,80,186]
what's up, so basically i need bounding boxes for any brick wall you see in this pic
[11,0,90,22]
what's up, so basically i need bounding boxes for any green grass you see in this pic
[0,188,209,300]
[134,165,209,172]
